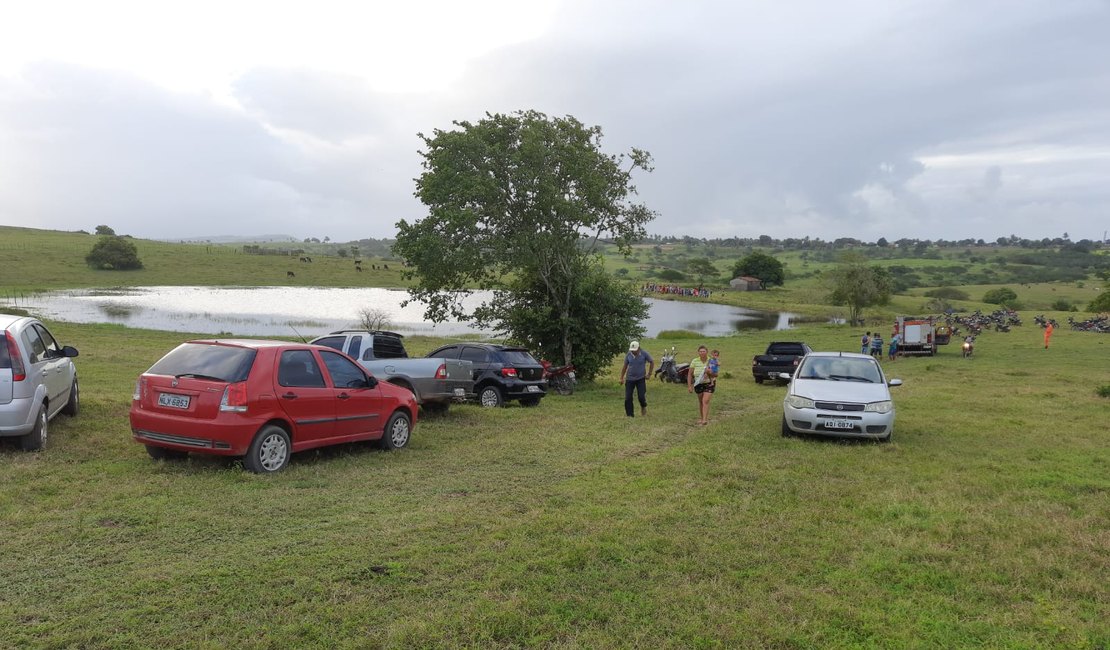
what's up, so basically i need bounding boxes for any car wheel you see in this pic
[243,425,291,473]
[478,386,504,408]
[781,416,794,438]
[755,376,764,384]
[381,411,411,450]
[520,397,541,407]
[20,404,48,451]
[146,444,189,461]
[62,378,80,417]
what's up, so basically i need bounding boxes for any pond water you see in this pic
[21,286,799,338]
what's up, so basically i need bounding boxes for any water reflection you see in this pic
[24,286,798,338]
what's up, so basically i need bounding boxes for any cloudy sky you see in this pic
[2,0,1108,243]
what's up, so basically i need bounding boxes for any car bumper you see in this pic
[0,398,37,437]
[782,404,894,439]
[418,379,475,404]
[502,380,547,400]
[130,409,261,456]
[753,366,793,380]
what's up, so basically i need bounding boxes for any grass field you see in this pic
[1,317,1107,647]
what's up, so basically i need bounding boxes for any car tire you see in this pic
[20,404,48,451]
[478,385,504,408]
[781,416,794,438]
[62,378,80,417]
[520,397,541,407]
[146,444,189,461]
[243,425,291,473]
[754,376,764,384]
[380,411,411,450]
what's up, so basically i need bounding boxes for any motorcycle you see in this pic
[962,337,975,358]
[654,346,691,383]
[541,359,577,395]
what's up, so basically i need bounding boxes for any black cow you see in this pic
[287,271,296,278]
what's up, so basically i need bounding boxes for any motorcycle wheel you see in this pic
[553,375,574,395]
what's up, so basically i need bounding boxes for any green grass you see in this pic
[1,319,1107,647]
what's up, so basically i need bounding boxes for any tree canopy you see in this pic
[85,235,143,270]
[731,251,785,288]
[393,110,655,379]
[824,253,892,325]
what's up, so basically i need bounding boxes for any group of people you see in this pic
[641,283,713,299]
[618,342,720,426]
[861,331,901,361]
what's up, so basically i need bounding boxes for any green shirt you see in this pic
[689,358,711,385]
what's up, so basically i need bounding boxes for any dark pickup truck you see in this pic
[751,341,812,383]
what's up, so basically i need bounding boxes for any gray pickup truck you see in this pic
[310,330,474,414]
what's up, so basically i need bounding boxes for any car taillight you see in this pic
[500,367,518,378]
[751,360,757,367]
[132,378,142,401]
[435,363,447,380]
[220,382,248,413]
[5,332,25,381]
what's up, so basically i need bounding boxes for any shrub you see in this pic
[1050,299,1073,311]
[925,287,970,301]
[1098,385,1110,398]
[85,235,143,270]
[983,287,1018,305]
[657,329,701,339]
[657,269,686,282]
[1088,289,1110,313]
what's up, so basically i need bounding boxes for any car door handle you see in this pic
[282,392,298,400]
[337,393,350,400]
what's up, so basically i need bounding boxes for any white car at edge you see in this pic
[780,351,902,442]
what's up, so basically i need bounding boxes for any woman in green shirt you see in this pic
[687,345,717,425]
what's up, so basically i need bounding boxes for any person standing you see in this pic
[888,331,901,361]
[861,331,871,355]
[687,345,717,425]
[619,341,654,417]
[870,332,883,359]
[1044,321,1054,349]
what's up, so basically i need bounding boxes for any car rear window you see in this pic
[500,350,538,365]
[147,343,257,382]
[372,335,408,359]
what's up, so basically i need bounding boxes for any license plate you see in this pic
[159,393,190,409]
[824,419,854,430]
[526,385,541,393]
[453,388,466,397]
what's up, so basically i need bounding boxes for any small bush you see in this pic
[925,287,970,301]
[1098,385,1110,398]
[657,329,701,339]
[983,287,1018,305]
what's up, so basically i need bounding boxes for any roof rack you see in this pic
[328,329,405,338]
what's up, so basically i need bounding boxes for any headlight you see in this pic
[785,395,814,409]
[865,400,893,414]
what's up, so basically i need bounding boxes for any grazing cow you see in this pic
[287,271,295,278]
[354,260,362,265]
[383,264,389,270]
[356,266,363,272]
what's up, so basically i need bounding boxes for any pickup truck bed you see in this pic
[752,342,812,383]
[310,331,474,410]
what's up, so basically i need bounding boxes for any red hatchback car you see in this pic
[130,339,418,473]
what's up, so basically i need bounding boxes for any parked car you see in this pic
[130,339,418,473]
[751,341,812,384]
[426,343,546,407]
[780,351,902,441]
[0,315,80,450]
[310,330,473,414]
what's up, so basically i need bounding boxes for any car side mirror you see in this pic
[365,375,379,388]
[888,379,903,387]
[63,345,79,358]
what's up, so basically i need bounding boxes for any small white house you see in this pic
[730,276,763,291]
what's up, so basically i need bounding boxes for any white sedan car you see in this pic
[780,352,902,441]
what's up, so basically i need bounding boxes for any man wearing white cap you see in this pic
[618,340,654,417]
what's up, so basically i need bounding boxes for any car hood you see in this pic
[788,379,891,403]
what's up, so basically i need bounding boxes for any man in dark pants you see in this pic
[618,341,654,417]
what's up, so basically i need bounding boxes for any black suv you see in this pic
[427,343,546,407]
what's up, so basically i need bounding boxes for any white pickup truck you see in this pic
[310,330,474,414]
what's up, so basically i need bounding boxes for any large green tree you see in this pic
[85,235,143,270]
[825,253,892,325]
[393,110,655,379]
[731,251,785,288]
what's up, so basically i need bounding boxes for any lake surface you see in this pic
[22,286,798,338]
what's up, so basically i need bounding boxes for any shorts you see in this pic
[694,383,715,394]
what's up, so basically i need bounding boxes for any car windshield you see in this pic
[798,357,881,383]
[147,343,257,383]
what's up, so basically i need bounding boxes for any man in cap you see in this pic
[618,340,654,417]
